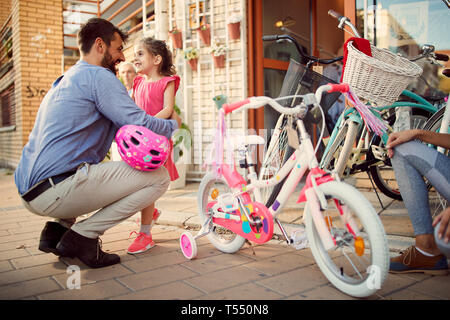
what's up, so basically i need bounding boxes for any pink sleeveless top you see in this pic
[133,75,180,116]
[132,75,181,181]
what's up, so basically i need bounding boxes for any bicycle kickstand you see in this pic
[366,171,386,211]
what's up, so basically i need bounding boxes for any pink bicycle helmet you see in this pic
[115,125,170,171]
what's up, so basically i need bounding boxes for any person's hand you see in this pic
[386,130,419,158]
[433,207,450,243]
[170,110,182,128]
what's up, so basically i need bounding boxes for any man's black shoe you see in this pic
[38,221,69,255]
[56,229,120,268]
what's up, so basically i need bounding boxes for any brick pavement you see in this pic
[0,168,449,301]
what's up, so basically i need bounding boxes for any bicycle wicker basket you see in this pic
[342,41,423,106]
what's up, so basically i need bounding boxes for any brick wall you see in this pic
[0,0,63,168]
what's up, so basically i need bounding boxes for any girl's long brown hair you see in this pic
[138,37,176,76]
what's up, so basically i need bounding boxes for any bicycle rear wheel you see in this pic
[305,181,389,298]
[422,107,449,217]
[369,107,433,201]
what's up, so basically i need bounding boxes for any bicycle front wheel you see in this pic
[305,181,389,298]
[198,172,246,253]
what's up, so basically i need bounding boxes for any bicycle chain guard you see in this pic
[206,200,274,244]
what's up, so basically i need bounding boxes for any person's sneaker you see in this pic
[151,208,161,228]
[389,246,449,275]
[38,222,69,255]
[127,231,155,254]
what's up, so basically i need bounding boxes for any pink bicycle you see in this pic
[179,84,389,298]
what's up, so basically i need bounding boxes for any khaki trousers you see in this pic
[21,161,170,238]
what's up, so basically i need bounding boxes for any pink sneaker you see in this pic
[127,231,155,254]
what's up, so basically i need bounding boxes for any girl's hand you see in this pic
[386,130,419,158]
[171,110,182,128]
[433,207,450,243]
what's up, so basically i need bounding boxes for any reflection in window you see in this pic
[356,0,450,98]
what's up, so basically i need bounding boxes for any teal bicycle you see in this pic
[319,10,448,201]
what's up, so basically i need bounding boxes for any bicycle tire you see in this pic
[305,181,389,298]
[197,172,246,253]
[423,107,448,133]
[421,106,449,217]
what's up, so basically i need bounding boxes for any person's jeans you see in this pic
[22,161,170,238]
[391,141,450,235]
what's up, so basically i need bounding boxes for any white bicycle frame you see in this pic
[223,85,360,249]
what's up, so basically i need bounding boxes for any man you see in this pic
[14,18,181,268]
[118,61,136,96]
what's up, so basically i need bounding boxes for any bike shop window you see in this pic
[356,0,450,99]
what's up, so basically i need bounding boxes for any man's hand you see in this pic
[170,110,182,128]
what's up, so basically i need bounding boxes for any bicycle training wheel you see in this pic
[305,181,389,298]
[198,172,246,253]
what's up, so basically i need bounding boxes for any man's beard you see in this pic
[101,50,118,73]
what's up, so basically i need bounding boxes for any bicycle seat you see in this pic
[230,135,265,150]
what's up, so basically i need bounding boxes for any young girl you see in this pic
[127,37,180,254]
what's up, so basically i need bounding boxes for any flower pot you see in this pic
[228,22,241,40]
[188,58,198,71]
[213,54,225,68]
[169,31,183,49]
[197,25,211,46]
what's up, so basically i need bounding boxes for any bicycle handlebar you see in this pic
[222,83,350,115]
[262,34,343,65]
[328,9,343,20]
[327,9,361,38]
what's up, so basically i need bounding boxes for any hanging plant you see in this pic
[227,14,242,40]
[169,28,183,49]
[183,47,199,71]
[196,24,211,46]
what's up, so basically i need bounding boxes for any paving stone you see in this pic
[181,252,255,275]
[122,251,190,273]
[406,276,450,300]
[243,252,315,276]
[185,265,268,293]
[286,284,358,300]
[38,279,130,300]
[255,265,329,296]
[11,253,60,269]
[111,281,204,300]
[0,277,61,300]
[197,282,284,300]
[117,265,198,291]
[0,260,14,272]
[383,288,442,300]
[0,261,68,286]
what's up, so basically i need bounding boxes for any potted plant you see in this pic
[183,47,199,71]
[196,23,211,46]
[169,28,183,49]
[169,104,192,190]
[210,40,227,69]
[227,14,241,40]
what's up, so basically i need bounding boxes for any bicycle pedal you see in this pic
[371,145,387,161]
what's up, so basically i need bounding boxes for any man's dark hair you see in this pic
[77,18,129,54]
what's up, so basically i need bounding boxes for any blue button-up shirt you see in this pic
[15,60,178,195]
